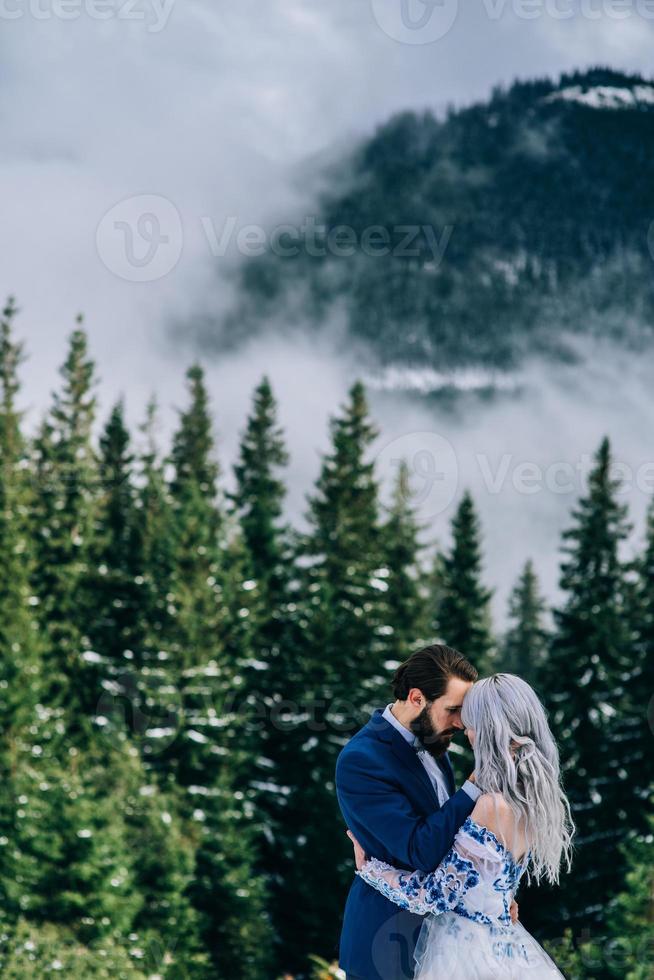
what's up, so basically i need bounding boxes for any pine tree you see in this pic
[31,321,100,732]
[230,376,301,970]
[380,458,430,662]
[0,297,42,737]
[134,366,227,789]
[128,398,182,780]
[282,381,388,970]
[230,376,292,781]
[123,777,211,978]
[545,790,654,980]
[168,365,224,673]
[303,380,387,696]
[627,498,654,807]
[433,489,495,673]
[4,736,142,944]
[81,392,212,978]
[162,364,274,973]
[158,363,229,786]
[500,559,549,687]
[608,789,654,980]
[0,919,149,978]
[170,365,221,506]
[0,297,44,933]
[82,401,173,769]
[133,397,178,665]
[187,769,274,980]
[86,401,143,668]
[534,437,634,938]
[231,376,289,584]
[3,716,209,978]
[174,527,276,980]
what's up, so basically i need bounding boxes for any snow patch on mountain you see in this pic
[544,84,654,110]
[363,366,520,394]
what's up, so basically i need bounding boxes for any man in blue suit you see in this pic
[335,644,481,980]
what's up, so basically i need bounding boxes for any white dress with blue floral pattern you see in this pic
[357,816,565,979]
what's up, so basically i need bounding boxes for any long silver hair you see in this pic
[460,673,574,885]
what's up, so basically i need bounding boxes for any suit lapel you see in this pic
[367,709,460,802]
[391,734,440,806]
[369,709,440,808]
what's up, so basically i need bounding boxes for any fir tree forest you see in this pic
[0,297,651,980]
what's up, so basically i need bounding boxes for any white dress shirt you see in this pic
[382,703,481,807]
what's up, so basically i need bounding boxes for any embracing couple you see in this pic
[335,644,574,980]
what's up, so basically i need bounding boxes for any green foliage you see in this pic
[433,489,495,673]
[187,770,274,980]
[231,375,289,584]
[0,296,42,734]
[132,396,178,663]
[307,955,346,979]
[158,363,229,785]
[0,918,148,978]
[281,381,389,967]
[500,559,549,686]
[230,376,301,972]
[627,501,654,807]
[86,401,144,668]
[529,438,636,939]
[381,459,430,658]
[6,739,141,940]
[31,323,100,730]
[122,776,210,978]
[162,363,274,973]
[608,795,654,980]
[0,304,653,978]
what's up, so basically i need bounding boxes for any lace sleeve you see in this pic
[356,843,480,917]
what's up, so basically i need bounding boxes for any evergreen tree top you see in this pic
[100,402,132,473]
[233,375,289,512]
[170,363,220,499]
[307,381,380,536]
[0,296,26,454]
[53,326,97,426]
[558,436,632,592]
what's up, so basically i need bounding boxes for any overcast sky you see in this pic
[2,0,653,625]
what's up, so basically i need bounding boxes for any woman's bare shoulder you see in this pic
[471,793,514,837]
[472,791,509,821]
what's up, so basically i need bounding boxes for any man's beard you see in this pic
[410,705,456,759]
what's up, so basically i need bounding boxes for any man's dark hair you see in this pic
[392,643,478,702]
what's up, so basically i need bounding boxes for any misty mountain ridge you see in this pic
[192,67,654,397]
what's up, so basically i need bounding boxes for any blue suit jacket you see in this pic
[335,708,476,980]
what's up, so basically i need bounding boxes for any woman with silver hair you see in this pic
[348,673,574,978]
